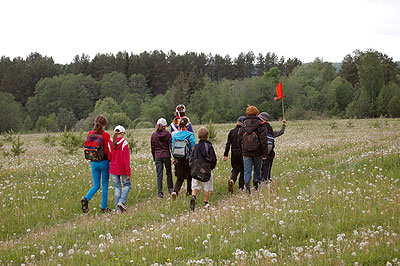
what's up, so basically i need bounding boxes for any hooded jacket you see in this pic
[108,137,131,177]
[190,140,217,170]
[151,129,172,159]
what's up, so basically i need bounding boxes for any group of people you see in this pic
[80,104,285,213]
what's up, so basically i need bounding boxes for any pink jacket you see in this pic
[108,137,131,177]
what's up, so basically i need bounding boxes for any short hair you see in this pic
[198,127,209,140]
[246,105,259,116]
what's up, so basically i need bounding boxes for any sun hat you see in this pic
[258,112,270,122]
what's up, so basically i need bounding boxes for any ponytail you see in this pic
[92,115,107,134]
[113,130,119,150]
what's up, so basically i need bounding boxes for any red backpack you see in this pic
[84,133,106,161]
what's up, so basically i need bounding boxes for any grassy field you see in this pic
[0,119,399,266]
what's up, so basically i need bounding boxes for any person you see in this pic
[151,118,174,198]
[189,127,217,211]
[171,117,196,199]
[81,115,111,213]
[108,125,131,212]
[258,112,286,183]
[170,104,194,136]
[223,116,245,193]
[238,105,268,194]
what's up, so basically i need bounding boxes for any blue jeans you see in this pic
[243,156,262,190]
[111,174,131,210]
[85,160,110,209]
[155,158,173,194]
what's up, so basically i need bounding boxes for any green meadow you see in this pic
[0,119,399,265]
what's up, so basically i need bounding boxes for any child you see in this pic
[171,117,195,199]
[108,125,131,212]
[170,104,194,136]
[258,112,286,183]
[81,115,111,213]
[223,116,245,193]
[189,127,217,211]
[151,118,174,198]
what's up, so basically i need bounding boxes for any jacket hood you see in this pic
[110,137,128,151]
[174,130,194,141]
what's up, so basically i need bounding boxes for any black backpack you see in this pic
[241,120,261,152]
[190,143,212,182]
[265,124,275,154]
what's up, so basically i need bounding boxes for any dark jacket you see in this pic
[224,125,242,157]
[238,116,268,157]
[191,140,217,170]
[151,129,172,160]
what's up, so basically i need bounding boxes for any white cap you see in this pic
[114,125,126,133]
[157,118,167,127]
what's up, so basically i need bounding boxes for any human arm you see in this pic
[209,144,217,170]
[188,123,194,133]
[123,140,131,177]
[150,135,156,160]
[273,122,286,138]
[223,130,232,159]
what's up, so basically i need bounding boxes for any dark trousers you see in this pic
[230,152,244,189]
[261,151,275,181]
[174,158,192,195]
[155,158,173,194]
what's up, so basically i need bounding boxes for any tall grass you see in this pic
[0,119,399,265]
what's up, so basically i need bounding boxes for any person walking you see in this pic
[238,106,268,193]
[170,104,194,136]
[81,115,111,213]
[171,117,195,199]
[108,125,131,212]
[151,118,174,198]
[258,112,286,183]
[223,116,245,193]
[189,127,217,211]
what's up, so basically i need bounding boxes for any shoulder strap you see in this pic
[205,143,211,161]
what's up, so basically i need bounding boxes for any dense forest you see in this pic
[1,49,400,133]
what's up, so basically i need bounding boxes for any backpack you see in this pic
[190,143,212,182]
[172,134,190,159]
[241,121,261,152]
[84,133,106,161]
[267,130,275,154]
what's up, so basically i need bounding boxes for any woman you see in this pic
[81,115,111,213]
[151,118,173,198]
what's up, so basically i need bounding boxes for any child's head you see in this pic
[175,104,187,118]
[258,112,270,123]
[156,118,167,132]
[179,117,190,129]
[237,116,246,125]
[198,127,209,141]
[112,125,126,150]
[93,115,107,134]
[246,105,259,116]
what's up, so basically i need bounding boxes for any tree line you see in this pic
[1,49,399,133]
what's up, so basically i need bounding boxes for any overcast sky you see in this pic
[1,0,399,64]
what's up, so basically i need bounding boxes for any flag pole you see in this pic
[281,97,285,120]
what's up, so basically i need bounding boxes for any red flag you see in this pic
[274,82,283,100]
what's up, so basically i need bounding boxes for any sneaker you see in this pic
[158,192,163,199]
[228,180,234,193]
[190,196,196,212]
[100,208,111,213]
[81,197,89,213]
[117,202,127,212]
[171,192,177,200]
[203,203,210,209]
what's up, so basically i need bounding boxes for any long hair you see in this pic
[156,124,165,132]
[92,115,107,134]
[179,117,189,129]
[113,129,120,150]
